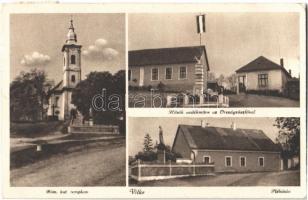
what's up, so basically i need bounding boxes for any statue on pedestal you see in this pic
[157,126,166,163]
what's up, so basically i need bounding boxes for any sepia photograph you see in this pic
[9,13,126,186]
[128,117,300,186]
[128,13,300,108]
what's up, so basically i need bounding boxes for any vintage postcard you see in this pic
[0,2,306,199]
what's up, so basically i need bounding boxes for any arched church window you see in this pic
[71,55,76,64]
[63,57,65,66]
[71,75,76,83]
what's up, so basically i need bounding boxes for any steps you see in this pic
[68,112,121,135]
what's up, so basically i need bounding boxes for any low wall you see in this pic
[130,161,215,181]
[69,125,119,134]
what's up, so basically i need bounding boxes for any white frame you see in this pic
[165,66,173,80]
[225,156,232,167]
[178,66,187,80]
[239,156,246,167]
[151,67,159,81]
[203,156,211,164]
[258,156,265,167]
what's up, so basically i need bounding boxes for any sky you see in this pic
[128,13,300,78]
[10,13,125,83]
[128,117,280,156]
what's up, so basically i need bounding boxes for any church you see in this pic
[47,19,82,120]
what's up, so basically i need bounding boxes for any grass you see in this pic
[10,121,69,138]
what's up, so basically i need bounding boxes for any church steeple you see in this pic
[66,19,77,44]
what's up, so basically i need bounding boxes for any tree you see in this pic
[71,70,125,127]
[208,72,216,81]
[10,69,47,121]
[143,133,154,152]
[216,74,225,85]
[274,117,300,159]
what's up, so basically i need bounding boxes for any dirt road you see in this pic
[228,94,299,107]
[11,139,126,186]
[131,171,300,186]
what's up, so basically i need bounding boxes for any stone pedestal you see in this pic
[89,118,93,126]
[157,149,166,164]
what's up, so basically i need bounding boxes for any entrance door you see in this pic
[238,75,246,93]
[139,67,144,87]
[204,156,210,164]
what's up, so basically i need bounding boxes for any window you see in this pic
[179,66,187,79]
[203,156,211,164]
[151,68,159,81]
[71,55,76,64]
[63,57,65,66]
[258,157,264,167]
[165,67,172,80]
[240,156,246,167]
[258,74,268,87]
[128,70,132,81]
[71,75,75,83]
[225,156,232,167]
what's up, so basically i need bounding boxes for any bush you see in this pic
[246,89,283,97]
[224,89,236,95]
[147,85,153,91]
[157,82,166,92]
[135,151,157,162]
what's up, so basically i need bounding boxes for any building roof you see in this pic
[129,46,210,71]
[236,56,291,78]
[172,124,281,152]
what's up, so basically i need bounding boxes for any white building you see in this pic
[235,56,292,94]
[47,20,82,120]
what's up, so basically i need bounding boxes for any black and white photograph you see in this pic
[129,117,300,186]
[9,13,126,186]
[128,13,300,108]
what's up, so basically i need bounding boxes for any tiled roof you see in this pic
[129,46,210,70]
[236,56,291,78]
[50,80,63,92]
[175,124,281,152]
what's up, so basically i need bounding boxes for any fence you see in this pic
[167,94,229,108]
[130,160,215,181]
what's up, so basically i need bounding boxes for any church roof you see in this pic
[236,56,291,78]
[49,80,63,93]
[129,46,210,71]
[172,124,281,152]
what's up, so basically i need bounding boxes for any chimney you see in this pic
[280,58,284,68]
[231,122,236,130]
[289,69,292,77]
[201,120,207,128]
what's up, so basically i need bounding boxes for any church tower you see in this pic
[61,19,82,120]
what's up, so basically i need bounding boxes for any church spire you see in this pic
[66,18,77,44]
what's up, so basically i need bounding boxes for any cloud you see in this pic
[20,51,51,67]
[82,38,119,61]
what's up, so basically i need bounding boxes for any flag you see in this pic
[196,14,205,34]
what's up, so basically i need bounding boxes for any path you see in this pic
[228,94,299,107]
